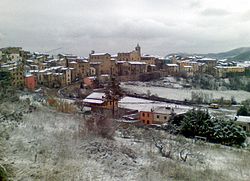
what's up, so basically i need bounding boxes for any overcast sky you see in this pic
[1,0,250,56]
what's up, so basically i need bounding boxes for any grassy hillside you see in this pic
[229,50,250,61]
[166,47,250,61]
[205,47,250,59]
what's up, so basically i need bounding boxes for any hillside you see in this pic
[167,47,250,61]
[1,99,250,180]
[205,47,250,60]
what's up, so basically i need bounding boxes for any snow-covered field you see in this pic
[119,96,191,112]
[122,84,250,102]
[1,102,250,180]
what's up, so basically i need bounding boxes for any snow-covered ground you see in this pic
[121,84,250,102]
[1,102,250,180]
[119,96,191,112]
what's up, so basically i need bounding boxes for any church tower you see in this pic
[135,43,141,56]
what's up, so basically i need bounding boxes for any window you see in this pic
[147,120,150,124]
[157,115,160,119]
[142,113,145,117]
[164,116,167,120]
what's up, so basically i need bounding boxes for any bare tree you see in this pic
[142,128,205,163]
[84,111,120,139]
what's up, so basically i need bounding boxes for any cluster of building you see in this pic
[0,45,164,91]
[1,45,250,92]
[165,55,250,78]
[83,91,190,125]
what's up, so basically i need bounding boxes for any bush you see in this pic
[179,109,247,146]
[85,113,116,139]
[237,105,250,116]
[0,165,8,181]
[237,99,250,116]
[191,91,213,104]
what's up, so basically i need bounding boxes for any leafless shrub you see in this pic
[138,128,205,164]
[84,112,120,139]
[138,160,228,181]
[55,100,76,113]
[79,138,138,178]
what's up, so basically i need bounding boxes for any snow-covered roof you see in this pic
[53,73,63,76]
[218,59,227,62]
[30,70,39,73]
[39,69,47,73]
[78,59,89,63]
[1,64,10,68]
[198,58,217,61]
[119,96,191,113]
[8,67,17,71]
[83,92,105,105]
[166,64,178,67]
[69,61,77,64]
[48,66,62,70]
[36,56,44,59]
[128,61,146,65]
[26,59,34,63]
[90,62,102,65]
[215,66,244,69]
[117,61,126,64]
[91,53,109,56]
[237,62,250,68]
[24,74,33,78]
[100,74,109,77]
[86,92,105,99]
[119,96,153,104]
[189,61,198,64]
[153,106,188,115]
[83,99,104,104]
[77,56,87,60]
[236,116,250,123]
[46,59,59,63]
[87,76,97,80]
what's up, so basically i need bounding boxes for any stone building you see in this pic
[117,44,141,61]
[89,52,112,75]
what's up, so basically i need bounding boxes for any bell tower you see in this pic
[135,43,141,56]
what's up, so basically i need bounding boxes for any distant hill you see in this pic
[166,47,250,61]
[204,47,250,60]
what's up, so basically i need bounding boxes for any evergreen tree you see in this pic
[104,76,123,117]
[179,109,247,146]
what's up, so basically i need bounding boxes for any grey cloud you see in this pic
[241,10,250,21]
[189,0,201,8]
[0,32,4,41]
[0,0,250,56]
[200,8,231,16]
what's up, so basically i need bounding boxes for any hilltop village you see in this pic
[1,45,250,180]
[1,45,250,128]
[1,44,250,91]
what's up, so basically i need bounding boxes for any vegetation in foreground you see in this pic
[0,101,249,180]
[172,109,247,146]
[237,99,250,116]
